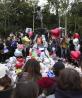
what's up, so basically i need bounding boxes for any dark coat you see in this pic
[55,88,82,98]
[0,88,13,98]
[0,43,4,51]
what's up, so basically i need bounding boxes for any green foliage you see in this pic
[0,0,82,37]
[0,0,35,37]
[69,1,82,33]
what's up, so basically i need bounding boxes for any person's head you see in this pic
[24,59,41,76]
[13,80,39,98]
[53,61,65,77]
[36,36,43,45]
[57,68,81,90]
[62,37,66,42]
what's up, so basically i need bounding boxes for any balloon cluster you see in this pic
[71,33,80,60]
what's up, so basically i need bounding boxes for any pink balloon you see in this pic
[73,33,80,39]
[28,32,33,37]
[51,28,61,38]
[70,51,81,60]
[17,44,24,50]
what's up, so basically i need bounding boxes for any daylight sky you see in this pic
[38,0,74,7]
[38,0,75,14]
[38,0,48,6]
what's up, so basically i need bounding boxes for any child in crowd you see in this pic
[0,39,4,62]
[60,37,68,59]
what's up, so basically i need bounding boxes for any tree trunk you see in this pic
[59,14,61,27]
[33,5,35,32]
[74,15,77,32]
[65,14,67,36]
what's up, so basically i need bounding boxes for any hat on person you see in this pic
[53,61,65,76]
[53,61,65,69]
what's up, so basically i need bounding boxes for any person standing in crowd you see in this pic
[18,58,42,82]
[80,39,82,53]
[53,61,65,78]
[65,36,74,63]
[79,54,82,90]
[55,68,82,98]
[0,38,4,62]
[22,36,31,57]
[11,36,17,56]
[12,80,39,98]
[60,37,68,59]
[3,40,9,61]
[6,37,12,58]
[6,37,11,51]
[69,38,75,51]
[55,38,61,58]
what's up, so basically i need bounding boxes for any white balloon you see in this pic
[73,38,79,46]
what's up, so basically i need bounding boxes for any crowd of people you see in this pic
[0,28,82,98]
